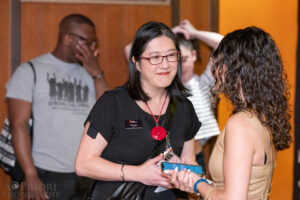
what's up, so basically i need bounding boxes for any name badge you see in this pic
[124,119,143,129]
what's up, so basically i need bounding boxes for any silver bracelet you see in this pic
[120,164,125,181]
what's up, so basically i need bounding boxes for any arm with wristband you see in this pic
[193,178,215,200]
[164,164,216,199]
[190,175,215,200]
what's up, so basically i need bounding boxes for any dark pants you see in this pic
[196,151,206,174]
[10,168,93,200]
[36,167,93,200]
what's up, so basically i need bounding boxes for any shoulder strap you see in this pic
[27,61,36,84]
[27,61,36,138]
[162,96,177,132]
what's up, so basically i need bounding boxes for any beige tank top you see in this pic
[208,112,275,200]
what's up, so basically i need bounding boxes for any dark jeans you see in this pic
[36,167,93,200]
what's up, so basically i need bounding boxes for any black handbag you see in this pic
[108,182,146,200]
[107,139,165,200]
[0,61,36,182]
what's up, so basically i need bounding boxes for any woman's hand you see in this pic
[165,168,201,193]
[137,154,171,188]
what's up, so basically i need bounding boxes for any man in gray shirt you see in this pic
[6,14,109,200]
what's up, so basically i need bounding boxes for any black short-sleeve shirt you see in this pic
[86,85,201,199]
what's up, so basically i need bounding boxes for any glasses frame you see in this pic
[68,32,97,46]
[140,52,181,65]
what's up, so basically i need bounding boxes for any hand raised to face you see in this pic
[76,40,103,77]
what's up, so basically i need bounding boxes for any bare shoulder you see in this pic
[225,112,259,143]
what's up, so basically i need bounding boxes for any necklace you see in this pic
[145,91,168,140]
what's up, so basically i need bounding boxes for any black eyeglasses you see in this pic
[68,32,97,46]
[140,52,181,65]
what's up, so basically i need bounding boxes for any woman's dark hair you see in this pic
[128,21,190,101]
[211,26,291,151]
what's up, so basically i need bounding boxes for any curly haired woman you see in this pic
[166,26,291,200]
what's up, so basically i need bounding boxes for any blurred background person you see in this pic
[6,14,109,200]
[172,20,223,172]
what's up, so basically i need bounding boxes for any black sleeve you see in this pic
[185,100,202,141]
[85,91,115,142]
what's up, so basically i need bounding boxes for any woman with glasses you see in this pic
[75,21,201,199]
[166,27,291,200]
